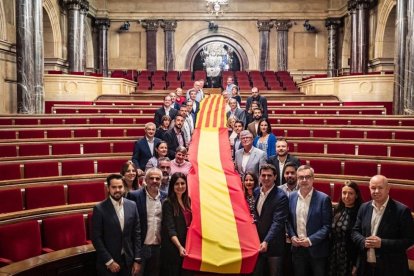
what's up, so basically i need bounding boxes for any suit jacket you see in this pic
[131,137,161,171]
[247,121,258,137]
[154,107,178,127]
[254,186,289,257]
[267,154,301,186]
[287,189,332,258]
[235,147,267,178]
[191,101,200,115]
[127,188,167,245]
[92,198,141,270]
[232,136,243,160]
[163,128,186,159]
[246,95,268,118]
[351,199,414,276]
[160,199,190,264]
[226,108,246,127]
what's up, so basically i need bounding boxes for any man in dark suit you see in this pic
[127,168,167,276]
[287,165,332,276]
[131,122,160,174]
[267,138,301,186]
[163,114,186,159]
[245,87,268,118]
[188,89,200,115]
[154,95,178,127]
[253,164,289,276]
[235,130,267,178]
[232,120,244,160]
[92,174,142,276]
[352,175,414,276]
[247,108,263,137]
[226,97,246,127]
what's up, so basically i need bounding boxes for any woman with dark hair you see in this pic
[329,181,363,276]
[253,118,277,157]
[120,161,140,195]
[243,172,259,219]
[155,115,171,139]
[160,172,192,276]
[145,140,168,170]
[231,85,242,105]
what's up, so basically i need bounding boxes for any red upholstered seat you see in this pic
[313,182,332,198]
[83,142,111,154]
[67,182,106,204]
[0,163,22,181]
[312,129,338,138]
[340,129,365,139]
[97,158,128,174]
[286,129,311,138]
[0,130,17,139]
[42,214,88,251]
[380,162,414,181]
[126,128,146,137]
[327,143,355,155]
[64,118,88,124]
[389,187,414,211]
[366,130,393,140]
[46,129,72,138]
[152,81,167,90]
[52,143,81,155]
[343,160,378,177]
[390,145,414,158]
[358,144,388,156]
[24,161,59,178]
[19,129,44,139]
[101,128,125,137]
[296,142,324,154]
[61,159,95,175]
[25,185,65,209]
[112,117,135,124]
[308,159,342,175]
[0,145,17,157]
[74,129,99,138]
[89,117,111,124]
[19,144,50,157]
[0,220,42,264]
[14,118,39,125]
[394,131,414,140]
[167,81,182,89]
[113,141,135,153]
[0,188,23,213]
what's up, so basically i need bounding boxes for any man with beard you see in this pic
[92,174,142,276]
[247,108,263,137]
[128,168,167,276]
[267,138,301,186]
[163,114,186,159]
[157,157,172,194]
[245,87,268,118]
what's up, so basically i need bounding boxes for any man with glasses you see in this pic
[352,175,414,276]
[287,165,332,276]
[127,168,167,276]
[235,130,267,179]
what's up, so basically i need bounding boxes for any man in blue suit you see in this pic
[92,174,142,276]
[352,175,414,276]
[131,122,161,174]
[253,163,289,276]
[287,165,332,276]
[127,168,167,276]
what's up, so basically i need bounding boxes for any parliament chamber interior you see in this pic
[0,0,413,275]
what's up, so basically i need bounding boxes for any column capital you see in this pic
[142,20,160,32]
[325,18,342,28]
[257,20,273,32]
[80,0,89,13]
[274,20,292,31]
[63,0,82,10]
[160,20,177,32]
[95,18,110,29]
[348,0,358,11]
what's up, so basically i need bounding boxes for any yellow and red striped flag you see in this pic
[183,94,260,274]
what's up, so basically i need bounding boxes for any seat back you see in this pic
[25,185,66,209]
[67,182,106,204]
[0,188,23,213]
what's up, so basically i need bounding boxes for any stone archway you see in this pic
[43,0,62,58]
[0,0,7,41]
[374,0,396,58]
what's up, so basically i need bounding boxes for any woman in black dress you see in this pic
[329,181,363,276]
[160,172,192,276]
[242,172,259,222]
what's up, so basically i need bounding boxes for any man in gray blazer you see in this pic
[235,130,267,178]
[226,98,246,127]
[92,174,142,276]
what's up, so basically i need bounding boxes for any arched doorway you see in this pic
[186,36,249,87]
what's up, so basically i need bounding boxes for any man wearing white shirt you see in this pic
[186,81,203,102]
[92,174,142,276]
[287,165,332,276]
[352,175,414,276]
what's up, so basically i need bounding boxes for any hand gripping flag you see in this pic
[183,94,260,274]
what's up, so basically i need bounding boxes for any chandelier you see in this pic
[206,0,229,16]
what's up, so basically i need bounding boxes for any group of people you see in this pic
[91,79,414,276]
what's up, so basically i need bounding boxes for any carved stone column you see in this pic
[404,0,414,113]
[356,0,370,73]
[95,18,110,77]
[274,20,291,72]
[142,20,160,71]
[161,20,177,71]
[257,20,273,72]
[393,0,408,114]
[326,18,342,77]
[65,0,82,72]
[349,0,358,73]
[16,0,34,113]
[79,1,89,71]
[33,0,44,113]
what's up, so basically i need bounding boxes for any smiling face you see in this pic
[297,168,314,194]
[156,142,168,157]
[369,175,390,206]
[276,140,289,157]
[173,177,187,197]
[123,164,137,184]
[259,120,269,135]
[145,124,156,139]
[342,186,357,208]
[145,170,162,194]
[108,178,125,201]
[243,174,256,192]
[284,166,297,186]
[260,169,276,191]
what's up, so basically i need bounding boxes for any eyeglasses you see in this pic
[298,175,313,181]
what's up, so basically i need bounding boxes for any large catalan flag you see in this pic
[183,94,260,274]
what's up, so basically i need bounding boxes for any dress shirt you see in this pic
[144,189,162,245]
[182,120,192,145]
[277,157,286,186]
[256,185,275,216]
[174,128,185,147]
[186,116,194,134]
[367,197,389,263]
[146,137,155,156]
[296,188,314,241]
[106,197,125,266]
[241,147,253,173]
[279,183,299,198]
[164,106,171,116]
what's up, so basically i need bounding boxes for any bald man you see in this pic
[352,175,414,276]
